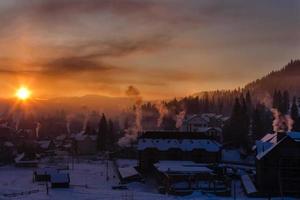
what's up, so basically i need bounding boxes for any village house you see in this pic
[138,131,221,172]
[73,131,97,155]
[34,167,58,182]
[153,161,231,196]
[256,132,300,197]
[180,114,228,142]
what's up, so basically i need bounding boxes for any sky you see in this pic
[0,0,299,100]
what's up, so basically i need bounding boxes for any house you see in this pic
[180,114,227,142]
[153,161,230,196]
[0,141,16,163]
[256,132,300,197]
[73,132,97,155]
[50,173,70,188]
[138,131,221,171]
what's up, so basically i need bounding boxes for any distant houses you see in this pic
[179,113,228,142]
[72,131,97,155]
[255,132,300,196]
[138,131,221,171]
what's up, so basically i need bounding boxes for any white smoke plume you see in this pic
[81,106,90,132]
[176,110,186,129]
[36,122,41,138]
[14,109,22,131]
[117,127,138,148]
[118,85,143,147]
[66,114,74,134]
[271,108,293,133]
[155,101,168,128]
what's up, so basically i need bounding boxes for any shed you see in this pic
[34,168,58,182]
[51,173,70,188]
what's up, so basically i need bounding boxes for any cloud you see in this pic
[125,85,140,96]
[42,57,114,75]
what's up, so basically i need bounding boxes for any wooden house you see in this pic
[256,132,300,197]
[138,131,221,171]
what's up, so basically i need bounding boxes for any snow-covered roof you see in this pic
[118,167,140,179]
[4,141,14,147]
[256,132,300,160]
[154,161,213,174]
[241,175,257,194]
[288,132,300,142]
[138,138,220,152]
[37,140,51,149]
[35,168,57,176]
[51,173,70,183]
[14,153,38,164]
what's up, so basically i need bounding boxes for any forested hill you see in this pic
[244,60,300,97]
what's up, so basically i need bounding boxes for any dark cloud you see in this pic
[42,57,114,75]
[125,85,140,96]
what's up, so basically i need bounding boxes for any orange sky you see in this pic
[0,0,299,100]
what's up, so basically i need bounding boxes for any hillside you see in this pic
[245,60,300,97]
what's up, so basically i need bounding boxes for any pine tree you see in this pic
[245,91,252,116]
[283,90,290,114]
[240,97,250,150]
[226,98,242,146]
[273,90,278,108]
[98,113,108,151]
[252,106,264,140]
[108,119,114,149]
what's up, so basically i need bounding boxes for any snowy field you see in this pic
[0,158,296,200]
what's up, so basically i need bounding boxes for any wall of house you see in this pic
[256,138,300,196]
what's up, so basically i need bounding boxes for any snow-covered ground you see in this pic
[0,158,296,200]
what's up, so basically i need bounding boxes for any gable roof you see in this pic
[256,132,300,160]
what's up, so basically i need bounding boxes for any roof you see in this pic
[35,168,57,176]
[15,153,38,164]
[37,140,52,149]
[138,138,221,152]
[139,131,215,140]
[154,161,213,174]
[256,132,300,160]
[241,175,257,194]
[118,167,140,179]
[288,132,300,142]
[51,173,70,183]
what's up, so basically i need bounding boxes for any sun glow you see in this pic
[16,87,31,100]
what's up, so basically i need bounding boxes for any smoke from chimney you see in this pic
[155,101,168,128]
[36,122,41,138]
[81,106,90,132]
[271,108,293,133]
[176,110,186,129]
[118,85,143,147]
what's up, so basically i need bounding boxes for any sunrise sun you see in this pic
[16,87,31,100]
